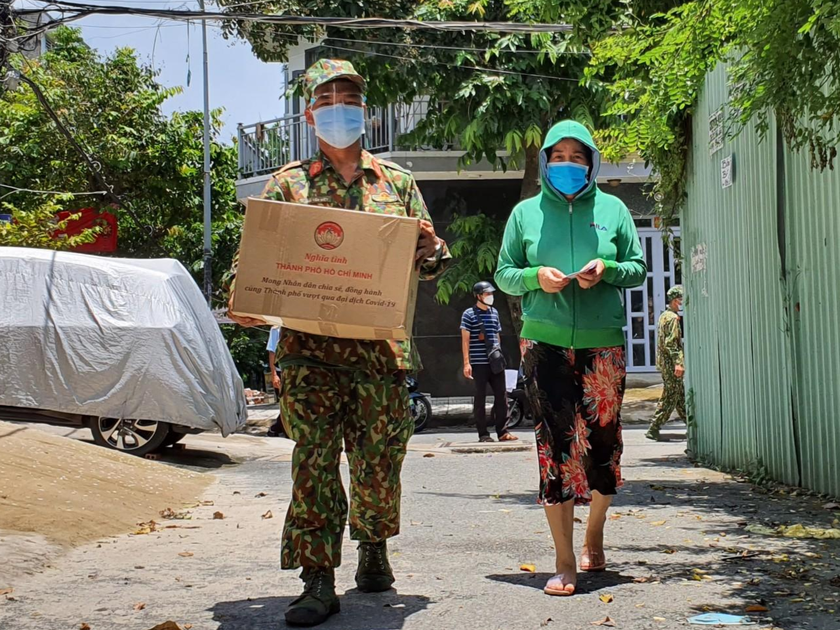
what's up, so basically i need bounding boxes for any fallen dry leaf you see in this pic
[653,617,667,622]
[592,617,616,627]
[134,520,159,535]
[633,576,651,583]
[255,492,267,498]
[80,625,91,630]
[213,511,225,520]
[178,552,194,558]
[423,453,435,458]
[134,602,147,611]
[147,623,183,630]
[662,549,676,555]
[0,588,12,596]
[574,517,583,524]
[262,510,273,520]
[599,594,614,604]
[233,491,241,495]
[520,564,537,573]
[200,501,214,507]
[746,604,769,613]
[650,520,667,526]
[184,626,193,630]
[540,618,553,627]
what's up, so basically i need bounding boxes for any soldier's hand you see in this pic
[272,373,281,390]
[675,365,685,379]
[416,220,441,269]
[538,267,570,293]
[227,292,267,328]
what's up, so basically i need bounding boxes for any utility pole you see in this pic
[197,0,212,305]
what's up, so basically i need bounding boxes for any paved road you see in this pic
[1,424,839,630]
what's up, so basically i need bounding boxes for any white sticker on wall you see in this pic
[691,243,707,273]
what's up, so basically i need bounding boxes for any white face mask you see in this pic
[311,104,365,149]
[481,294,495,306]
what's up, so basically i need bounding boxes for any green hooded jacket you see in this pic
[494,120,647,349]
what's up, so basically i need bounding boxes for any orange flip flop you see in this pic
[580,549,607,572]
[544,573,576,596]
[499,433,519,442]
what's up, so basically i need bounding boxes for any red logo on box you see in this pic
[314,221,344,250]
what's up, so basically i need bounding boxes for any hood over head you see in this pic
[539,120,601,201]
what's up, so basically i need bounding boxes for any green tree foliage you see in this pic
[589,0,840,223]
[0,26,266,382]
[0,197,101,249]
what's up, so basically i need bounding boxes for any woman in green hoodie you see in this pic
[495,120,646,596]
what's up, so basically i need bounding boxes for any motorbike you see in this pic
[407,375,432,433]
[506,370,533,429]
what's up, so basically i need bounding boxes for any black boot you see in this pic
[285,567,340,627]
[355,541,395,593]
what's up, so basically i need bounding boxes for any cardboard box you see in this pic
[232,198,420,340]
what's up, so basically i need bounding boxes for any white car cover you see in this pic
[0,247,248,435]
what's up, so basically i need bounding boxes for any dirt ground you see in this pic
[0,422,211,585]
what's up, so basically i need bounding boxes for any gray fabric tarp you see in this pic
[0,247,247,435]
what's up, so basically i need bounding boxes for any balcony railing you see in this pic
[237,99,433,179]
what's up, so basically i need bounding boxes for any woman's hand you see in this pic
[538,267,571,293]
[576,259,606,289]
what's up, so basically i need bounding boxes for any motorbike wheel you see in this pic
[506,399,524,429]
[410,394,432,433]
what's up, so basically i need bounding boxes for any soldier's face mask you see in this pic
[310,83,366,149]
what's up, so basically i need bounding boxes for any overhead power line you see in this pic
[13,1,574,34]
[321,43,584,83]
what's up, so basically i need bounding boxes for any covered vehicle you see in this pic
[0,247,248,455]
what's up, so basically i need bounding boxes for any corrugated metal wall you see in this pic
[683,62,818,490]
[786,151,840,496]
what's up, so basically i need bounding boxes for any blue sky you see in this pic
[18,0,285,143]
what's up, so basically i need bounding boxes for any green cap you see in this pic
[302,59,366,101]
[667,285,684,301]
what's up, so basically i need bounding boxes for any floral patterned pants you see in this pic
[522,341,626,505]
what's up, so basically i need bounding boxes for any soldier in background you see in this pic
[646,285,686,441]
[227,59,450,627]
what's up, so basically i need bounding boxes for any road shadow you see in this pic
[152,445,238,470]
[487,570,634,595]
[211,593,432,630]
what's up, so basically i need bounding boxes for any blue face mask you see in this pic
[546,162,589,196]
[312,104,365,149]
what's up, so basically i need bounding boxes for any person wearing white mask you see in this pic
[227,59,451,627]
[460,281,518,443]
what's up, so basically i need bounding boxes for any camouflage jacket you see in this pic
[231,150,451,373]
[656,309,684,371]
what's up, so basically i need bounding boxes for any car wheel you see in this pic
[88,417,170,457]
[410,394,432,433]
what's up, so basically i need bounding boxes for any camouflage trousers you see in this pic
[278,365,414,570]
[649,371,686,432]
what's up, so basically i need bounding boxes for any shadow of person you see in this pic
[486,570,634,595]
[211,593,432,630]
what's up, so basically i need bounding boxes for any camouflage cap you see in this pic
[302,59,366,101]
[667,285,684,301]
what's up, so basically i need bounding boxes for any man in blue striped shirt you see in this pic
[460,281,517,443]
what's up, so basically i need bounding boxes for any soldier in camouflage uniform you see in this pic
[227,59,451,627]
[646,285,686,441]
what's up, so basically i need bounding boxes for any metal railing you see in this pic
[237,99,434,179]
